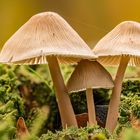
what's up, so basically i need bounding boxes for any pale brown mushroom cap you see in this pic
[67,60,114,93]
[93,21,140,66]
[0,12,96,64]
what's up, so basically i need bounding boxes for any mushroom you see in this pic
[16,117,30,139]
[93,21,140,132]
[0,12,97,128]
[67,60,114,125]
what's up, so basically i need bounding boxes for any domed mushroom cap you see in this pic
[0,12,96,64]
[67,60,114,93]
[93,21,140,66]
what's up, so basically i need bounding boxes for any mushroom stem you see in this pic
[47,56,78,128]
[105,56,130,133]
[86,88,97,125]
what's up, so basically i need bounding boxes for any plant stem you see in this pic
[26,66,51,88]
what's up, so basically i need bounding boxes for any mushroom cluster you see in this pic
[1,11,138,133]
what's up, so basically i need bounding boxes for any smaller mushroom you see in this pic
[67,60,114,126]
[16,117,30,139]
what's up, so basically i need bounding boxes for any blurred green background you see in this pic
[0,0,140,49]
